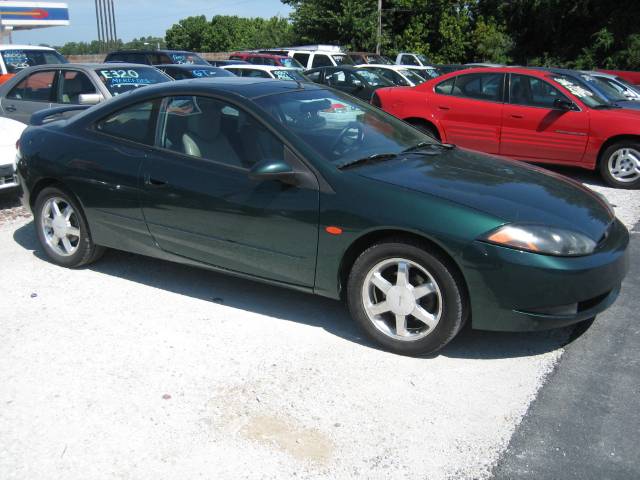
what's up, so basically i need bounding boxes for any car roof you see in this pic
[17,62,164,70]
[0,44,56,51]
[156,64,218,69]
[357,64,410,70]
[221,65,299,71]
[106,49,199,54]
[101,77,325,101]
[231,52,289,59]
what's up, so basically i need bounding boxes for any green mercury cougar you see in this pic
[16,78,629,355]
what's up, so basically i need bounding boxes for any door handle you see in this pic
[510,114,524,119]
[438,106,450,111]
[144,175,168,187]
[5,105,16,112]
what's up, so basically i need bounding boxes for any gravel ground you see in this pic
[0,169,637,480]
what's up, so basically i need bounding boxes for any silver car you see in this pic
[0,63,172,123]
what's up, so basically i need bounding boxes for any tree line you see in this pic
[52,1,640,70]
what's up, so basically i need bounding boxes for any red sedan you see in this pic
[373,67,640,188]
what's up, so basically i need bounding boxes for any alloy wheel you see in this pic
[361,257,442,341]
[608,148,640,183]
[40,197,81,257]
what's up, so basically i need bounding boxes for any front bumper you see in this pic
[461,218,630,332]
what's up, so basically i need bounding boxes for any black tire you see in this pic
[408,120,440,141]
[347,239,467,356]
[598,141,640,189]
[34,186,104,267]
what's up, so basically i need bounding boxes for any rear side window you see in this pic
[451,73,504,102]
[95,100,157,144]
[8,70,56,102]
[435,77,455,94]
[293,53,310,67]
[312,54,332,68]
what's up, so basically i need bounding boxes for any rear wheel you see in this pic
[599,142,640,189]
[347,239,467,356]
[407,119,440,141]
[34,187,104,267]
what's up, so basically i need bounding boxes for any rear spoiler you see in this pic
[30,105,92,126]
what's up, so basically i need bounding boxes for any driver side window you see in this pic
[509,74,568,109]
[157,96,284,169]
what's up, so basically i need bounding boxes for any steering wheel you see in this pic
[331,121,365,157]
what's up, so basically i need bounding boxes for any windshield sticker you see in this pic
[273,70,296,80]
[191,69,216,77]
[2,50,30,69]
[553,77,593,98]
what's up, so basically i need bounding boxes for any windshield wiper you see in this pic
[337,153,397,170]
[401,141,456,154]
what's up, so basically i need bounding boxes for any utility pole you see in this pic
[376,0,382,54]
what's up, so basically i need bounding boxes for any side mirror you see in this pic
[78,93,104,105]
[554,98,576,111]
[249,159,299,185]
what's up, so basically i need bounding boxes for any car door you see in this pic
[500,74,589,164]
[140,95,320,287]
[61,99,160,250]
[0,69,56,123]
[431,72,505,153]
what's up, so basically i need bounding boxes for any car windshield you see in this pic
[355,69,393,87]
[168,52,208,65]
[579,74,627,102]
[333,54,354,65]
[188,67,234,78]
[399,69,427,85]
[96,67,171,96]
[254,88,435,167]
[280,57,304,69]
[550,74,610,108]
[1,49,66,74]
[272,69,307,81]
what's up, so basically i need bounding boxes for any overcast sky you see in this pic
[9,0,292,45]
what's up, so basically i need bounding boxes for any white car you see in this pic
[0,116,26,191]
[0,45,66,85]
[221,65,307,81]
[395,52,432,67]
[355,64,426,87]
[403,65,440,80]
[259,45,354,70]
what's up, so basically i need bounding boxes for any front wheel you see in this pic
[599,142,640,189]
[34,186,104,267]
[347,240,467,356]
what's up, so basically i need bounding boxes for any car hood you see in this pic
[353,148,613,240]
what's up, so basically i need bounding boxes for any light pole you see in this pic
[376,0,382,55]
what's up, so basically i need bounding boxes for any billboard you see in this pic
[0,2,70,30]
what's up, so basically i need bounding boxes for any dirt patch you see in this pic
[0,193,30,224]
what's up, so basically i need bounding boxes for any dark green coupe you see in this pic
[16,78,629,355]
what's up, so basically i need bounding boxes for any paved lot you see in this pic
[0,167,638,480]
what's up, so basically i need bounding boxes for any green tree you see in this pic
[470,16,513,64]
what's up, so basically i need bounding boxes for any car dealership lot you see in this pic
[0,172,637,480]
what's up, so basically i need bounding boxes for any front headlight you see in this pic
[482,224,597,256]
